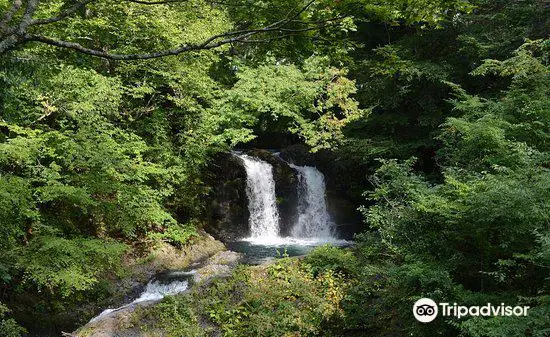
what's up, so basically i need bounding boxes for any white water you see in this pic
[131,279,189,303]
[234,152,344,246]
[90,270,195,322]
[242,236,347,246]
[237,154,280,239]
[290,164,335,238]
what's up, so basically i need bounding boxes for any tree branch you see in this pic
[24,33,235,59]
[0,0,39,51]
[21,0,40,24]
[22,21,327,60]
[1,0,342,59]
[0,0,23,32]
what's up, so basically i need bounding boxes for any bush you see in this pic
[0,303,26,337]
[143,259,350,337]
[304,245,359,277]
[16,236,127,297]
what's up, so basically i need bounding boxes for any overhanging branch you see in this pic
[23,22,332,60]
[1,0,343,59]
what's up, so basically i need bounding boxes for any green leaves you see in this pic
[356,30,549,337]
[16,236,127,297]
[439,39,550,170]
[459,296,550,337]
[209,56,362,151]
[0,303,26,337]
[147,222,199,248]
[361,0,473,26]
[471,39,548,78]
[0,118,180,238]
[0,175,38,252]
[44,65,123,119]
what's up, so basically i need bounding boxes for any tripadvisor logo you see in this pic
[413,298,530,323]
[413,298,438,322]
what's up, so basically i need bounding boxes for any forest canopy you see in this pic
[0,0,549,336]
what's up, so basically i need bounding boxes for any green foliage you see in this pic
[0,119,180,238]
[0,303,26,337]
[440,39,549,170]
[144,296,207,337]
[0,175,37,251]
[304,245,359,276]
[16,236,127,297]
[209,56,363,151]
[144,259,349,337]
[147,222,199,248]
[458,296,550,337]
[360,0,474,26]
[353,27,550,337]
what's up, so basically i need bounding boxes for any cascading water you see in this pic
[90,270,195,322]
[289,164,334,238]
[227,152,349,263]
[132,278,190,303]
[237,154,280,239]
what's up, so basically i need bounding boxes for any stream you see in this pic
[89,269,196,322]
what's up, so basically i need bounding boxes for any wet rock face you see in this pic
[278,144,315,166]
[205,153,250,241]
[205,150,299,240]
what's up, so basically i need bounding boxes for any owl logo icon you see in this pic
[413,298,438,323]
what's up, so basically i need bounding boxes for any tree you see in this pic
[0,0,340,58]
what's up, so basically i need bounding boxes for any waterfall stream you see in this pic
[237,154,280,239]
[234,152,344,244]
[289,164,334,238]
[229,152,349,263]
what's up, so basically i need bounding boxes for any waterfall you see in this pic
[237,154,280,239]
[290,164,334,238]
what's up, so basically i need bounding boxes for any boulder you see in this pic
[193,250,241,284]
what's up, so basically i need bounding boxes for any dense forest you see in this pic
[0,0,549,336]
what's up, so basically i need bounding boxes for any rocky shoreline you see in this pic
[72,240,241,337]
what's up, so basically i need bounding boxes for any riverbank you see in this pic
[9,233,226,337]
[81,232,227,324]
[74,249,242,337]
[74,252,351,337]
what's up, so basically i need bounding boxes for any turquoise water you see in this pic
[227,238,352,264]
